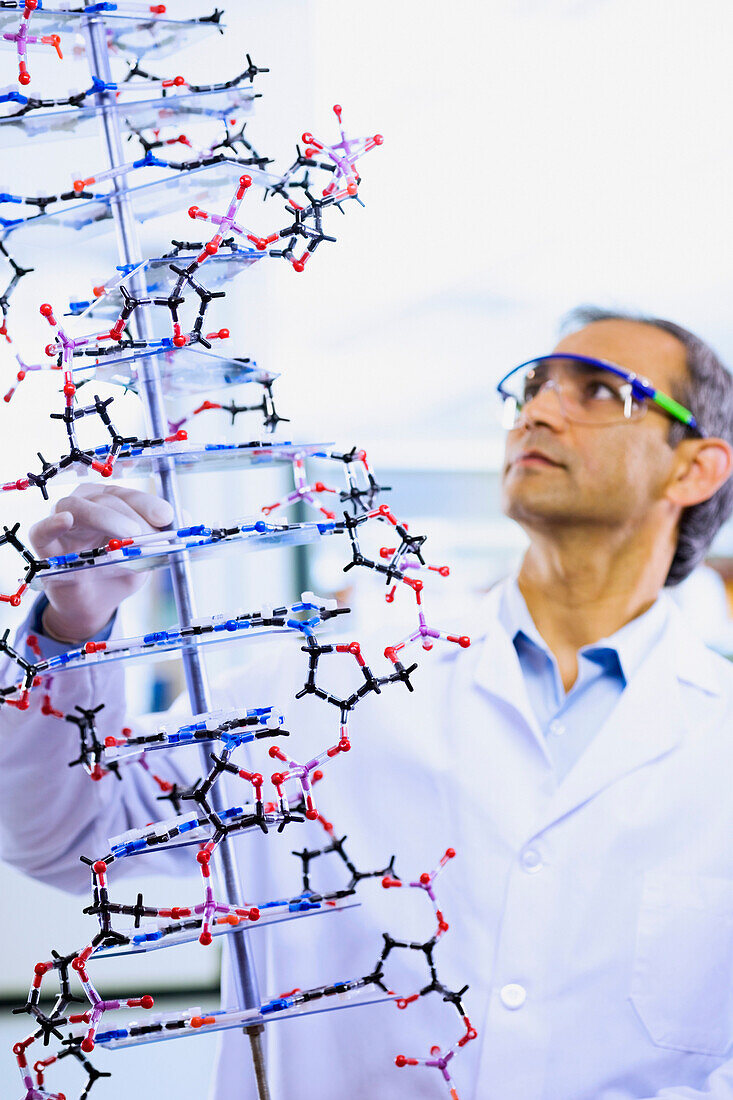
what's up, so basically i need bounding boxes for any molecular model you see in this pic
[0,5,476,1099]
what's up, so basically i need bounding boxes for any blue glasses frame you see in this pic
[496,353,705,436]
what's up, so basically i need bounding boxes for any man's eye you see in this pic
[523,382,542,401]
[584,380,618,401]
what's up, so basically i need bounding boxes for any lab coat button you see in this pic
[500,983,527,1009]
[548,719,564,736]
[521,848,542,872]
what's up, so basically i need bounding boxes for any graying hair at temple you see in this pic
[561,305,733,586]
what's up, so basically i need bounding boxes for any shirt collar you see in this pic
[470,576,724,701]
[497,573,671,685]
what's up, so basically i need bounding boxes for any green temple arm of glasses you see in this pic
[651,390,700,432]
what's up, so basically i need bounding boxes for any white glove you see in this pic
[28,483,174,643]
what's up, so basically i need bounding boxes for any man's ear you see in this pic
[666,437,733,508]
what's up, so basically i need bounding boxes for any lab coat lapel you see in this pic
[535,629,685,834]
[471,586,553,767]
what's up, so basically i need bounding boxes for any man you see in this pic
[1,307,732,1099]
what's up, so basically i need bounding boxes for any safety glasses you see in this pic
[496,354,705,436]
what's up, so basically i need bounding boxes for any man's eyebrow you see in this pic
[553,356,627,373]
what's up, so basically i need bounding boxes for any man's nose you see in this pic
[517,379,567,430]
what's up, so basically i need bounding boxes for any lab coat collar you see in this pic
[468,582,551,761]
[497,572,671,687]
[472,577,723,698]
[471,577,724,831]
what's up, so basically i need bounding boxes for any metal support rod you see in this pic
[81,13,270,1097]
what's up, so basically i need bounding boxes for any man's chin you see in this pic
[501,488,581,527]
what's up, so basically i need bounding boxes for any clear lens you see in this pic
[498,356,647,427]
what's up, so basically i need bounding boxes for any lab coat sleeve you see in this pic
[641,1058,733,1098]
[0,600,201,895]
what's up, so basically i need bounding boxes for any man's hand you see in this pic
[29,484,174,644]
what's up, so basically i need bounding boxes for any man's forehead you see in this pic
[552,319,688,391]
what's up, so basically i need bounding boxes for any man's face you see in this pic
[501,319,691,534]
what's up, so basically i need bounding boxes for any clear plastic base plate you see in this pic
[2,160,285,240]
[71,345,271,397]
[95,984,396,1050]
[0,6,224,60]
[70,248,265,320]
[0,87,256,141]
[93,897,360,958]
[106,438,333,478]
[32,517,335,585]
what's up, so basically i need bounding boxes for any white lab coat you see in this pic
[0,579,732,1100]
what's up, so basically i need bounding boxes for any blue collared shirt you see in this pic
[498,578,670,781]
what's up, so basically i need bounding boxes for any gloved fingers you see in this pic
[53,482,174,529]
[45,493,145,547]
[85,483,174,528]
[28,510,74,555]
